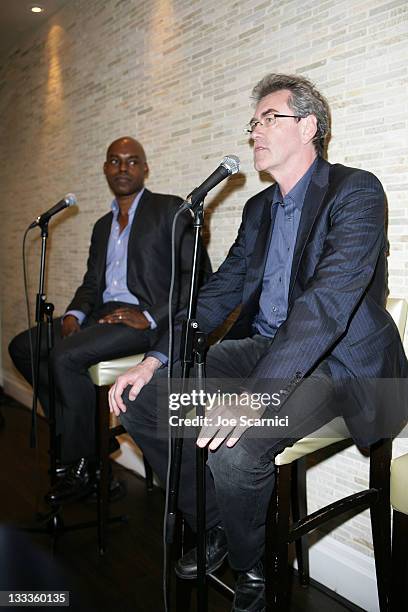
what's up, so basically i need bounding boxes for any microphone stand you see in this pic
[166,201,208,612]
[24,219,104,550]
[24,218,66,541]
[30,218,57,482]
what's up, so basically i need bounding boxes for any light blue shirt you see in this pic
[66,189,155,328]
[253,157,318,338]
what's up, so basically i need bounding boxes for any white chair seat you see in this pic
[89,354,144,386]
[275,417,349,466]
[88,353,151,481]
[391,454,408,515]
[275,297,407,467]
[386,297,408,340]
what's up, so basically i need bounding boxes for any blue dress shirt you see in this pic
[253,157,318,338]
[66,188,155,328]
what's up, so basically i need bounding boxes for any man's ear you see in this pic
[301,114,318,146]
[103,161,108,176]
[144,162,149,179]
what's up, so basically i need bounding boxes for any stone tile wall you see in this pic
[0,0,407,592]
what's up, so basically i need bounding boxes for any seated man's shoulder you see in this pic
[235,183,276,213]
[92,210,115,231]
[329,162,384,193]
[88,212,112,238]
[146,190,184,210]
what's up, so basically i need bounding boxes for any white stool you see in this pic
[266,297,407,611]
[88,354,153,554]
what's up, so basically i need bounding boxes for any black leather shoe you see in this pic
[55,460,70,479]
[45,458,94,505]
[232,561,265,612]
[174,525,228,579]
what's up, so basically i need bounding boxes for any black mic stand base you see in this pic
[21,501,128,556]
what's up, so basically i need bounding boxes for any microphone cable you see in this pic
[163,204,189,612]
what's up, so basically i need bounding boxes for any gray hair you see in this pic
[252,73,330,155]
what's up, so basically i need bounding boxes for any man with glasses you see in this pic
[109,75,407,611]
[9,136,211,505]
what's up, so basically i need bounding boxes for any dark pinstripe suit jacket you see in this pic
[156,157,407,445]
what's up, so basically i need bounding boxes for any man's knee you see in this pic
[208,443,254,480]
[8,330,30,368]
[50,340,81,377]
[207,441,276,492]
[120,378,163,434]
[120,385,137,430]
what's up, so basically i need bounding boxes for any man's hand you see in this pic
[197,393,266,451]
[108,356,162,416]
[61,315,81,338]
[99,307,150,330]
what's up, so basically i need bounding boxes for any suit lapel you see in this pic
[128,188,151,242]
[245,185,279,297]
[288,158,331,296]
[127,188,151,272]
[98,213,113,286]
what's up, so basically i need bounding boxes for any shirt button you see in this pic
[113,280,117,286]
[116,261,120,265]
[272,306,277,313]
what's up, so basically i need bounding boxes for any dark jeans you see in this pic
[121,335,339,571]
[9,302,152,464]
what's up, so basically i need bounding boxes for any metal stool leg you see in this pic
[97,384,111,556]
[266,463,292,612]
[143,456,154,492]
[291,458,309,586]
[370,439,392,612]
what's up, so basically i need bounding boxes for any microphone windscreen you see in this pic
[221,155,240,174]
[64,193,77,207]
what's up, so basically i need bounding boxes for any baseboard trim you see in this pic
[306,536,379,611]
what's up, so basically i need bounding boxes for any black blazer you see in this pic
[67,189,211,338]
[154,158,407,445]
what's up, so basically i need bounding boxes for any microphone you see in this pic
[182,155,240,211]
[29,193,77,229]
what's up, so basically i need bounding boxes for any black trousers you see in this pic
[120,335,339,571]
[9,302,152,464]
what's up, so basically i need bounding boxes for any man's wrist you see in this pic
[145,350,168,367]
[142,310,157,329]
[142,356,162,371]
[64,310,85,325]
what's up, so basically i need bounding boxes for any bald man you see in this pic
[9,137,211,504]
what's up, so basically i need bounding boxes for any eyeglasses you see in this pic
[244,113,302,134]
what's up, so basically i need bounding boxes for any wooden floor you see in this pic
[0,391,364,612]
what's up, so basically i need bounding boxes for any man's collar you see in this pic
[111,187,145,216]
[272,156,319,210]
